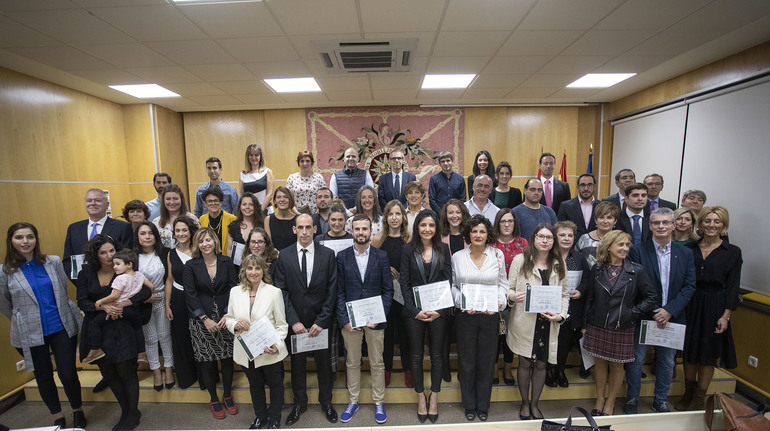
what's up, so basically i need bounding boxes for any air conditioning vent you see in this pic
[314,39,418,74]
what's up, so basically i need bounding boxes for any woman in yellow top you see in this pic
[199,188,238,254]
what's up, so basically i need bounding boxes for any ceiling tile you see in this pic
[266,0,360,35]
[211,81,273,94]
[316,76,371,91]
[562,30,656,56]
[442,0,537,31]
[77,43,174,68]
[674,0,770,31]
[472,74,529,88]
[126,65,203,83]
[594,55,674,73]
[359,0,445,33]
[517,0,623,31]
[370,75,423,90]
[184,64,256,81]
[461,88,511,99]
[426,57,490,74]
[519,74,577,88]
[177,2,283,39]
[218,37,299,63]
[6,8,135,45]
[548,87,604,99]
[163,82,225,97]
[8,46,114,70]
[145,40,237,65]
[594,0,710,31]
[538,55,613,74]
[74,0,165,6]
[372,88,418,100]
[624,29,715,56]
[433,31,509,57]
[186,94,244,107]
[278,92,331,104]
[75,68,146,85]
[0,16,62,48]
[232,93,287,105]
[418,89,466,99]
[361,32,437,57]
[325,90,374,102]
[483,55,552,74]
[497,30,584,56]
[0,0,80,11]
[88,5,207,42]
[244,61,312,79]
[505,87,559,99]
[287,34,361,61]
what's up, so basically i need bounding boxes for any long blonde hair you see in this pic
[596,230,631,267]
[239,254,272,291]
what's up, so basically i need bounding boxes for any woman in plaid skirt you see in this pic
[582,230,657,416]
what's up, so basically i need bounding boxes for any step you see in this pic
[24,364,735,406]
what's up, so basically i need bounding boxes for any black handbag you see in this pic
[541,406,613,431]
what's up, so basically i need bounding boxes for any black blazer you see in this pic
[183,254,238,319]
[557,197,598,238]
[399,243,452,319]
[63,217,133,279]
[489,187,523,210]
[336,245,393,330]
[615,210,651,245]
[272,243,338,331]
[603,193,622,208]
[378,171,417,209]
[583,260,658,330]
[539,178,571,214]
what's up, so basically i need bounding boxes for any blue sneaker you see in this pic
[374,403,387,424]
[340,403,358,423]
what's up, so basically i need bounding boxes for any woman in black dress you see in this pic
[678,206,742,411]
[183,227,239,419]
[77,235,150,430]
[372,200,412,389]
[163,216,200,389]
[467,150,497,199]
[400,209,452,423]
[439,199,470,255]
[264,187,297,251]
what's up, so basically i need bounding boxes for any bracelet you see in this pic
[720,316,730,321]
[200,316,209,321]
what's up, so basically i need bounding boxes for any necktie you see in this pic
[632,215,642,244]
[650,199,658,211]
[301,248,308,287]
[89,222,99,240]
[544,179,552,207]
[393,173,400,197]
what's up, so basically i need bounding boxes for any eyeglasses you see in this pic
[535,234,554,241]
[205,200,221,205]
[250,240,266,246]
[650,220,673,226]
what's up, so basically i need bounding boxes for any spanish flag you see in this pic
[559,153,567,182]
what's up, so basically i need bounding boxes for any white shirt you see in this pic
[465,198,500,222]
[626,207,644,220]
[392,171,402,188]
[296,241,315,287]
[354,244,371,283]
[655,240,672,306]
[540,175,554,203]
[87,215,109,240]
[450,246,508,311]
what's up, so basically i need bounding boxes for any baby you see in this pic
[82,249,152,364]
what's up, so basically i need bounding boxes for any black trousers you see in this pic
[404,315,447,393]
[290,347,333,406]
[556,319,582,366]
[455,312,498,412]
[17,330,82,415]
[168,287,199,389]
[384,301,410,371]
[99,358,140,424]
[243,361,284,420]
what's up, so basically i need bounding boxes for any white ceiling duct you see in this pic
[313,39,418,73]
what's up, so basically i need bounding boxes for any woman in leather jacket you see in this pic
[582,230,657,416]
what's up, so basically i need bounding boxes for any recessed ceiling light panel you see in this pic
[566,73,636,88]
[421,74,476,89]
[264,77,322,93]
[109,84,180,98]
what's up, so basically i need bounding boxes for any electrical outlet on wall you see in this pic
[748,355,758,368]
[16,360,25,371]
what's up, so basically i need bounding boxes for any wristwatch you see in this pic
[200,316,209,321]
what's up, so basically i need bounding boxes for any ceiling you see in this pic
[1,0,770,112]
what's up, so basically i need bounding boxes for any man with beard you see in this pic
[145,173,170,221]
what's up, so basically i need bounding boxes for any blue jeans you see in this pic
[626,324,677,402]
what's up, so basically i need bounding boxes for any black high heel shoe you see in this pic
[416,392,428,423]
[164,371,176,389]
[519,404,531,420]
[427,392,438,423]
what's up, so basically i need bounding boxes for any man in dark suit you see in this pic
[643,173,677,211]
[272,214,338,426]
[558,173,598,238]
[336,214,393,424]
[603,168,636,209]
[377,150,416,209]
[63,188,133,279]
[538,152,571,214]
[614,183,651,245]
[625,207,696,414]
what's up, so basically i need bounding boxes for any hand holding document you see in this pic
[236,316,281,361]
[524,285,562,313]
[639,320,686,350]
[319,238,354,256]
[461,284,499,313]
[231,242,245,266]
[346,296,387,328]
[579,337,595,369]
[413,280,453,311]
[291,329,329,354]
[566,270,583,293]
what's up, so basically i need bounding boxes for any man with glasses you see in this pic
[513,178,557,240]
[377,150,416,209]
[198,187,237,254]
[464,175,499,221]
[624,207,696,414]
[643,174,676,211]
[557,173,599,238]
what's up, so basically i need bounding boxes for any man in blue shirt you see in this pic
[145,172,170,222]
[194,157,238,217]
[429,151,466,213]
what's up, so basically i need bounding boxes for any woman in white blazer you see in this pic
[225,253,288,429]
[0,222,85,429]
[506,223,569,421]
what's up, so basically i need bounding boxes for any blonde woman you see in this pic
[672,207,699,246]
[239,144,274,213]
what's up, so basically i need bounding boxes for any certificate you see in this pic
[460,284,499,312]
[231,242,245,266]
[639,320,686,350]
[319,238,353,256]
[291,329,329,354]
[236,316,281,361]
[392,279,404,305]
[345,296,387,328]
[567,270,583,293]
[70,254,85,279]
[413,280,453,311]
[524,285,562,313]
[579,337,595,369]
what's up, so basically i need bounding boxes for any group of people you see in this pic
[0,146,742,430]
